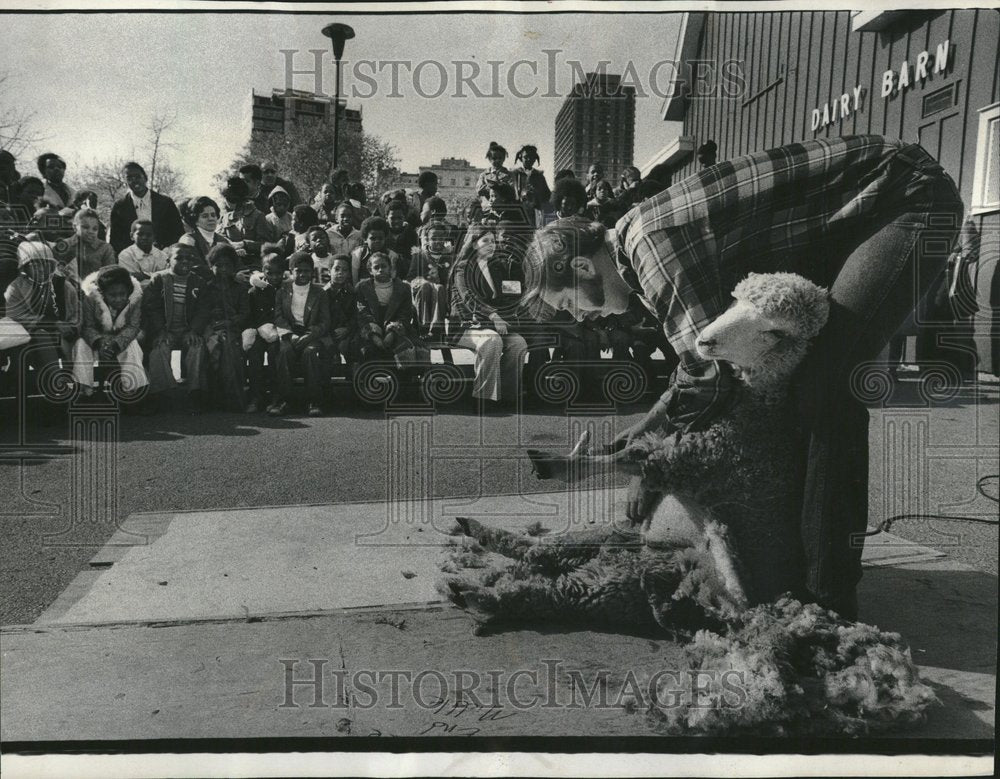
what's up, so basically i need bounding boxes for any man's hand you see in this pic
[527,430,641,483]
[612,401,669,451]
[625,475,659,525]
[489,313,508,336]
[183,332,203,348]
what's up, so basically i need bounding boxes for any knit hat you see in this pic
[221,176,250,203]
[17,240,56,266]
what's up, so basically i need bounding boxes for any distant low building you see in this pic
[390,158,487,219]
[251,88,362,138]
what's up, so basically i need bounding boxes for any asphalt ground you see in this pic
[1,378,997,626]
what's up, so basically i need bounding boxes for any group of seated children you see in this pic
[3,225,438,417]
[4,169,674,417]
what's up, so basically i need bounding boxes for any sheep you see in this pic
[442,272,829,625]
[439,272,938,735]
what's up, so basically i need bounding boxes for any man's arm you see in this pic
[108,200,130,255]
[157,193,185,248]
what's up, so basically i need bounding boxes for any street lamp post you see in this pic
[322,22,355,177]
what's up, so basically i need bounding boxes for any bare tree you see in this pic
[0,72,49,157]
[146,110,179,190]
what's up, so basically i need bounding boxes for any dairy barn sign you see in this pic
[811,39,951,131]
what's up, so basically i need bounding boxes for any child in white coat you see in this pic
[73,264,149,400]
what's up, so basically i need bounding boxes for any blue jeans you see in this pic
[790,162,964,615]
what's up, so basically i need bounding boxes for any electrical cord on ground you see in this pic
[860,474,999,537]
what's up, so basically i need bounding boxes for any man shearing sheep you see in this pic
[519,135,964,620]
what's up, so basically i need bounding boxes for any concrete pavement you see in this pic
[1,488,994,743]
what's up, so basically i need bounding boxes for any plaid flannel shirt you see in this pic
[615,134,953,432]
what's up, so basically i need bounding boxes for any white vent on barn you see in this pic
[922,84,956,118]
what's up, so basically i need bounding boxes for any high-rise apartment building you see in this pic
[553,72,636,183]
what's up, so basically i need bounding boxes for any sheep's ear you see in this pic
[569,255,597,278]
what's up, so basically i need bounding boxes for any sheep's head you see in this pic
[695,273,829,396]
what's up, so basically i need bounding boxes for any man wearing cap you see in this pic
[109,161,185,255]
[219,176,269,268]
[250,162,301,214]
[520,135,964,620]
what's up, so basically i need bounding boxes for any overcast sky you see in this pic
[2,11,683,195]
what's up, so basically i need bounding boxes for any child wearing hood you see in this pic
[72,264,148,401]
[265,185,293,242]
[3,241,80,380]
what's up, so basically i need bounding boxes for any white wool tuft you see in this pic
[732,272,830,340]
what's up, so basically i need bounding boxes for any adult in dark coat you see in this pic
[109,162,184,255]
[251,162,301,213]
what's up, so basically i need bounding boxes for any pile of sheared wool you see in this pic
[643,596,937,736]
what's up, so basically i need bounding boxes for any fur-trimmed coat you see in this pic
[79,271,144,353]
